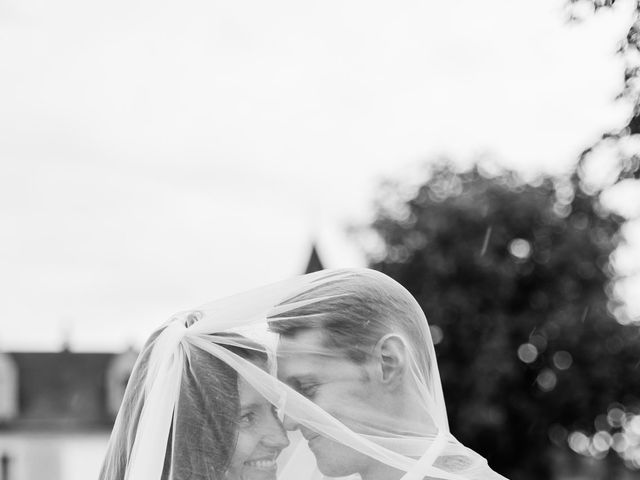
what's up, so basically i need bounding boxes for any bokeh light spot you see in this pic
[568,431,589,454]
[592,431,612,453]
[608,407,626,428]
[430,325,444,345]
[552,351,573,370]
[536,369,557,392]
[612,432,629,453]
[517,343,538,363]
[509,238,532,260]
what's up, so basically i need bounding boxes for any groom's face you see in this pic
[277,328,383,477]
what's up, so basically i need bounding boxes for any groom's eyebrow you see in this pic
[286,374,318,387]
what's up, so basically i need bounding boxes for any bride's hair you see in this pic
[268,269,432,374]
[99,328,267,480]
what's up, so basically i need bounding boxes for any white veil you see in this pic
[99,268,509,480]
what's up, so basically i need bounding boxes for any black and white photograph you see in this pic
[1,1,640,479]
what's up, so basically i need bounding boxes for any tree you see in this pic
[363,162,640,479]
[569,0,640,186]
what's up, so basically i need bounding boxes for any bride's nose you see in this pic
[262,411,290,448]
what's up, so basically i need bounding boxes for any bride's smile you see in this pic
[225,376,290,480]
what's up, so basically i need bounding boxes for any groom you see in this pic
[269,270,441,480]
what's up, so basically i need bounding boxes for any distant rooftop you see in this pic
[1,352,116,432]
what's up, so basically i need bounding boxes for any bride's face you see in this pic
[225,376,290,480]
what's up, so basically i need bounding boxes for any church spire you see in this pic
[304,243,324,273]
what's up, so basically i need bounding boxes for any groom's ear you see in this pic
[374,334,407,387]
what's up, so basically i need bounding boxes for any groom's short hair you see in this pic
[268,269,431,373]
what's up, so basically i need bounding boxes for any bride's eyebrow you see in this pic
[239,402,263,412]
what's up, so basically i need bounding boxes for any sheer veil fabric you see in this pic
[100,268,509,480]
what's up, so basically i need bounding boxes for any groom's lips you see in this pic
[306,434,320,444]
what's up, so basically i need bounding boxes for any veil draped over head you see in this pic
[100,268,509,480]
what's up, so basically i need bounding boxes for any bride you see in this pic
[100,268,509,480]
[99,328,289,480]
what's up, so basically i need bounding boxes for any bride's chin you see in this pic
[239,471,278,480]
[228,465,278,480]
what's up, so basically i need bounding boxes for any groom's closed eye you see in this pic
[298,383,320,400]
[288,378,321,400]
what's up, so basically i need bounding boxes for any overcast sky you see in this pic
[1,0,639,351]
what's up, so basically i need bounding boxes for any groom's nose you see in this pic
[282,415,300,431]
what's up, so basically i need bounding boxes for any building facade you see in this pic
[0,350,137,480]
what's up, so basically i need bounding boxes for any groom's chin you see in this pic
[309,440,363,478]
[315,460,355,478]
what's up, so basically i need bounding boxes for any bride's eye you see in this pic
[239,411,256,427]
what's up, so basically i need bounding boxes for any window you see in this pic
[0,354,18,421]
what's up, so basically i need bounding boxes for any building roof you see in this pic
[1,352,115,431]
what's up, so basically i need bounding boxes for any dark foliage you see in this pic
[366,163,640,479]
